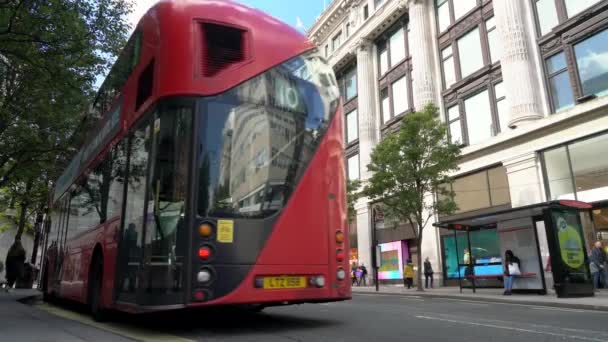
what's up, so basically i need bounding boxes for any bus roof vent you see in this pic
[202,23,245,77]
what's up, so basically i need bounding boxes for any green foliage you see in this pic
[347,179,361,223]
[363,103,461,290]
[0,0,133,212]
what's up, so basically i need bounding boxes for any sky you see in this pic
[128,0,326,33]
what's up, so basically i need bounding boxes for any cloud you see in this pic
[129,0,159,32]
[296,16,305,31]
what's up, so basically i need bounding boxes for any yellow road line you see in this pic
[37,303,194,342]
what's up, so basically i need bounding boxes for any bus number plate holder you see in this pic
[263,276,306,289]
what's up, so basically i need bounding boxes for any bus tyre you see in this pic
[89,256,107,322]
[41,265,52,303]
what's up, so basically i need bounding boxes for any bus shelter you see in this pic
[433,200,595,298]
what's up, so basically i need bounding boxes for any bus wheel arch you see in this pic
[88,244,107,321]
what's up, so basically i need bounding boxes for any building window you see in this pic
[442,45,455,89]
[325,44,329,58]
[346,22,351,37]
[379,42,389,75]
[346,109,358,143]
[535,0,559,36]
[332,31,342,52]
[494,82,509,133]
[377,25,407,76]
[464,89,493,145]
[348,154,360,180]
[447,105,462,145]
[374,0,385,9]
[363,4,369,20]
[565,0,600,18]
[391,76,409,116]
[442,166,511,215]
[542,132,608,203]
[533,0,601,37]
[345,68,357,100]
[545,52,574,112]
[457,27,484,79]
[389,27,406,65]
[486,17,500,64]
[436,0,450,33]
[573,28,608,98]
[436,0,479,33]
[381,89,390,124]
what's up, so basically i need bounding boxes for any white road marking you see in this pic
[531,306,588,313]
[415,315,606,342]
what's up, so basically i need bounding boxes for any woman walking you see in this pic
[403,259,415,289]
[503,250,521,295]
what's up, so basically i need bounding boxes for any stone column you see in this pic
[354,38,377,180]
[355,199,373,277]
[503,152,545,207]
[408,0,437,109]
[493,0,543,128]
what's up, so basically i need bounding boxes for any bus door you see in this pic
[115,116,151,303]
[138,103,192,306]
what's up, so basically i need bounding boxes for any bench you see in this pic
[464,272,537,280]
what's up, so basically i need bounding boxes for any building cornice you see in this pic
[324,0,409,70]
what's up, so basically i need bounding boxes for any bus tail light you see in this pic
[335,231,344,243]
[336,268,346,280]
[310,275,325,288]
[194,290,206,301]
[198,223,213,237]
[336,249,345,262]
[197,269,213,283]
[198,246,212,260]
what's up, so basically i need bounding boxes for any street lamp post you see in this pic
[371,206,379,292]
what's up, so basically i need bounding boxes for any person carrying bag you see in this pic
[503,250,521,295]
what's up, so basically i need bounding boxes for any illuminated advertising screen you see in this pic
[378,241,409,280]
[442,229,502,279]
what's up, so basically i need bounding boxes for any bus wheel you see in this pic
[41,265,53,303]
[89,255,107,322]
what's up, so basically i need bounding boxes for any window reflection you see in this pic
[574,28,608,97]
[197,50,339,219]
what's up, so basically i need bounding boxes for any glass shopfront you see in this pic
[541,132,608,248]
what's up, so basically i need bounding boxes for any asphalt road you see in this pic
[34,293,608,342]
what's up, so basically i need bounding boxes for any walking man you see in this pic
[590,241,606,290]
[424,257,434,289]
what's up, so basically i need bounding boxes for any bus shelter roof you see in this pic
[433,200,592,231]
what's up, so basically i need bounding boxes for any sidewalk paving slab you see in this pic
[0,289,136,342]
[352,285,608,311]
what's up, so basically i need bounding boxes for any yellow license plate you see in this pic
[263,276,307,289]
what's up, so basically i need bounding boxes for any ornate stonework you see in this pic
[493,0,543,127]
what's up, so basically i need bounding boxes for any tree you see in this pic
[0,0,133,243]
[0,0,133,194]
[346,179,361,224]
[363,103,461,291]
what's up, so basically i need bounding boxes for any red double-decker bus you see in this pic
[40,0,349,320]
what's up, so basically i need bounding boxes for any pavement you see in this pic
[0,289,135,342]
[2,287,608,341]
[351,285,608,311]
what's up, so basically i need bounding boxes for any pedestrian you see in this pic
[503,249,521,296]
[360,264,368,286]
[590,240,606,290]
[5,238,26,290]
[403,259,415,289]
[355,266,362,286]
[351,263,358,286]
[424,257,434,289]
